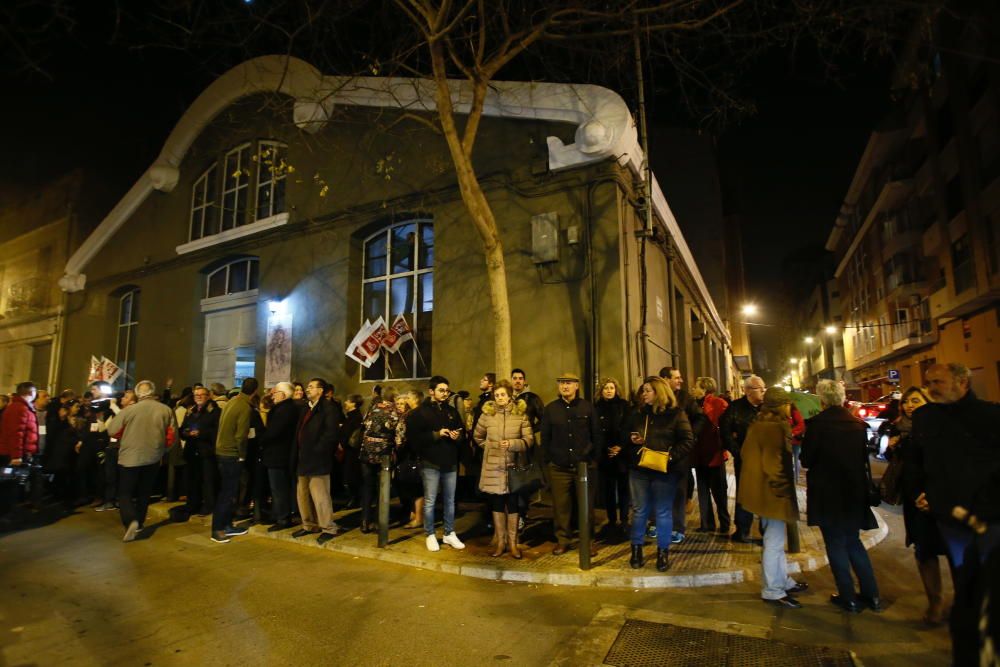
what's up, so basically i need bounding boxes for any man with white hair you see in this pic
[914,363,1000,664]
[107,380,178,542]
[259,381,301,531]
[719,375,767,542]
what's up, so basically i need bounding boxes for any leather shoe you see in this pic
[859,595,883,613]
[552,544,568,556]
[829,594,862,613]
[655,548,670,572]
[730,532,752,543]
[360,521,373,534]
[629,544,644,569]
[786,582,809,595]
[292,528,320,538]
[268,521,291,533]
[764,596,802,609]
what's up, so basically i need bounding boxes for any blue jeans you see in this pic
[212,456,241,532]
[760,518,798,599]
[629,467,682,549]
[819,525,879,602]
[421,466,457,536]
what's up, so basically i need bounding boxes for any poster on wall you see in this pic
[265,309,293,387]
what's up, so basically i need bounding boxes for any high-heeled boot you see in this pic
[656,548,670,572]
[630,544,644,569]
[490,512,507,557]
[507,513,522,559]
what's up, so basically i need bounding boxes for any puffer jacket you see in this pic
[624,405,694,470]
[474,400,533,495]
[0,394,38,460]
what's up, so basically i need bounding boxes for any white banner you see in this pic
[265,309,293,387]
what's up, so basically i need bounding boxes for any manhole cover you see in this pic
[604,619,856,666]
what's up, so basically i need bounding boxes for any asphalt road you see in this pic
[0,501,951,666]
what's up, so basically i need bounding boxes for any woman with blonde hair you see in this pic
[474,379,533,558]
[624,376,694,571]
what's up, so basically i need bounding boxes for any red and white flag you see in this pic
[359,316,389,359]
[382,314,413,354]
[346,320,377,367]
[88,356,103,382]
[100,356,123,385]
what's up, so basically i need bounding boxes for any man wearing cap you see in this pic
[540,372,604,556]
[738,386,806,608]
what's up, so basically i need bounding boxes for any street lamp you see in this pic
[789,357,798,364]
[741,304,759,317]
[824,325,838,335]
[804,336,814,344]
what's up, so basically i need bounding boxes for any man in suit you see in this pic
[293,378,342,544]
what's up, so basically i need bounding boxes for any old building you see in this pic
[825,13,999,400]
[54,56,736,399]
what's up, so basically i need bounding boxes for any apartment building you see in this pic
[825,11,1000,401]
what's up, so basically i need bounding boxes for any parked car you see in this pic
[848,392,900,458]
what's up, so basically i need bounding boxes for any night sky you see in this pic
[2,7,895,379]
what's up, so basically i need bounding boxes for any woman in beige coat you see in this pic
[474,379,533,558]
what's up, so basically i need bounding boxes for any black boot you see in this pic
[656,548,670,572]
[629,544,644,569]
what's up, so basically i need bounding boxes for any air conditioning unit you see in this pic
[691,321,706,340]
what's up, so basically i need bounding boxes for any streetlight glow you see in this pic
[741,304,758,317]
[789,358,798,364]
[804,336,814,344]
[824,325,838,335]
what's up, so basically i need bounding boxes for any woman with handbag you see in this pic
[624,376,693,572]
[885,386,950,624]
[596,377,630,539]
[800,380,879,613]
[359,388,399,534]
[740,386,807,609]
[473,380,533,558]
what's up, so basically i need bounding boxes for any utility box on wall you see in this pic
[531,212,559,264]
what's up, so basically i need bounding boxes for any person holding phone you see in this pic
[406,376,467,552]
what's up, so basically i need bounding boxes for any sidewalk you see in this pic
[147,469,888,589]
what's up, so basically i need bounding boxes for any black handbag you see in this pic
[394,459,422,486]
[508,450,545,495]
[879,456,903,505]
[864,452,882,507]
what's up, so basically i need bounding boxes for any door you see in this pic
[203,305,256,389]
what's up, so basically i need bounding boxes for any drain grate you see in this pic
[604,619,856,666]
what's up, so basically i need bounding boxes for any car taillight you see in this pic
[858,408,867,418]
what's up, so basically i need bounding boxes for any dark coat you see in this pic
[540,397,604,468]
[913,390,1000,523]
[295,398,340,476]
[719,396,760,457]
[675,388,707,440]
[624,405,694,470]
[595,396,629,473]
[259,398,300,469]
[180,400,220,462]
[799,406,877,531]
[690,394,729,467]
[406,397,465,470]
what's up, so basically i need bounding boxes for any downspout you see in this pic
[633,13,655,379]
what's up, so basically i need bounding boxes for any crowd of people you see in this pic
[0,362,995,664]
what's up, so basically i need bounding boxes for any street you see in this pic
[0,502,951,666]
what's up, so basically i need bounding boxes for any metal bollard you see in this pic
[787,521,801,554]
[576,461,591,571]
[378,453,391,548]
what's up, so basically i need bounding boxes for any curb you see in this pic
[146,503,890,590]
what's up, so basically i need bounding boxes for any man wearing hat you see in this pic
[738,386,806,608]
[539,372,604,556]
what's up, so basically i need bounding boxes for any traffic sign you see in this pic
[888,369,900,381]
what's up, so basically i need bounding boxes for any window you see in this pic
[952,234,976,293]
[116,289,139,390]
[221,144,252,231]
[206,258,259,299]
[362,220,433,381]
[189,165,218,241]
[256,141,287,220]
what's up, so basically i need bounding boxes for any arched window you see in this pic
[115,288,139,390]
[362,220,433,380]
[189,164,218,241]
[206,258,259,299]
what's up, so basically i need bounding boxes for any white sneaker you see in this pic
[426,534,440,552]
[123,520,139,543]
[442,532,465,550]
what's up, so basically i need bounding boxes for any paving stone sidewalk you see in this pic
[147,469,887,589]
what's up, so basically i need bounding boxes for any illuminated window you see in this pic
[115,289,139,390]
[189,165,218,241]
[221,144,252,231]
[256,141,287,220]
[361,220,433,381]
